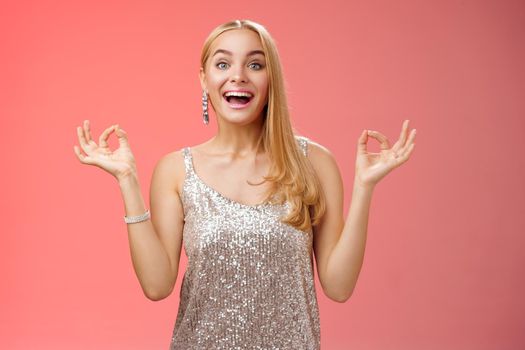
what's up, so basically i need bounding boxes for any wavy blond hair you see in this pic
[200,19,326,232]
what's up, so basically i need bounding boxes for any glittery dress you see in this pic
[169,136,320,350]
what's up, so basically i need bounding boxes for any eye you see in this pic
[249,62,264,70]
[216,62,229,70]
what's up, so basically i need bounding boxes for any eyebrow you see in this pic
[212,49,265,57]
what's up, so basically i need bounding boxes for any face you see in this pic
[200,29,269,126]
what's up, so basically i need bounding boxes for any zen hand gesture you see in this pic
[74,120,137,181]
[355,119,416,189]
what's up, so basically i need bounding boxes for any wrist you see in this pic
[118,171,139,188]
[353,177,375,193]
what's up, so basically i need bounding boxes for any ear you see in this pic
[199,67,207,93]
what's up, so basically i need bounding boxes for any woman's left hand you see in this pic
[355,119,417,189]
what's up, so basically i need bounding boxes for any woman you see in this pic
[74,19,416,350]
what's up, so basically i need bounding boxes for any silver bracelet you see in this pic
[124,209,151,224]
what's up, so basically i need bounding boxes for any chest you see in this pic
[192,152,273,207]
[181,181,311,262]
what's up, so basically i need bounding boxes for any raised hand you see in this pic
[74,120,138,181]
[355,119,416,189]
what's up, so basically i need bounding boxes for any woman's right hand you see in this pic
[74,120,138,182]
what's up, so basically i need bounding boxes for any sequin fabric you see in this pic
[169,136,320,350]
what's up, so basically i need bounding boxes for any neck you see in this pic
[210,116,265,158]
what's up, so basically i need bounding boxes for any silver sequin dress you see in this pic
[169,136,320,350]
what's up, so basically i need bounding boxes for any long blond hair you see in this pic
[200,19,326,232]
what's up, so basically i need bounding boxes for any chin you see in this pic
[219,109,266,126]
[225,114,263,126]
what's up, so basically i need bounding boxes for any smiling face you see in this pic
[200,29,269,126]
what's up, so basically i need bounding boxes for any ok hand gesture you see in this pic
[355,119,417,189]
[74,120,137,181]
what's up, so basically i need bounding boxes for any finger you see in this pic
[398,129,417,157]
[115,125,130,148]
[357,129,369,154]
[83,119,99,148]
[367,130,391,150]
[396,142,415,165]
[392,119,410,153]
[99,124,117,148]
[83,120,93,142]
[77,125,91,153]
[73,145,93,165]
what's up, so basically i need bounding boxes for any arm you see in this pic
[74,121,185,301]
[309,142,364,303]
[328,181,373,301]
[310,121,416,303]
[311,150,373,303]
[120,152,185,301]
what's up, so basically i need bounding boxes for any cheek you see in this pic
[260,83,269,102]
[207,75,224,90]
[255,77,269,100]
[206,76,226,103]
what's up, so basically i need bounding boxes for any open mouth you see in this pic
[223,91,254,108]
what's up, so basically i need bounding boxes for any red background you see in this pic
[1,0,524,349]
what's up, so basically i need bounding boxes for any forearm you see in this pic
[325,179,374,301]
[118,174,174,300]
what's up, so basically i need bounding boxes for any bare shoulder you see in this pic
[152,149,187,196]
[304,138,344,201]
[305,138,340,172]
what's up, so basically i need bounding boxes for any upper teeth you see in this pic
[224,91,253,98]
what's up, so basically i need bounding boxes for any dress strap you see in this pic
[182,147,195,176]
[296,136,309,157]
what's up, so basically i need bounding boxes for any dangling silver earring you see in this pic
[202,90,209,125]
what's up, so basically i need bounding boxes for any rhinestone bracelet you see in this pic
[124,209,151,224]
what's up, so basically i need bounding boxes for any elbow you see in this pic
[331,292,352,303]
[145,290,170,301]
[144,285,174,302]
[324,286,353,303]
[145,291,168,301]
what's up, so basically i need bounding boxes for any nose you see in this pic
[229,65,248,83]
